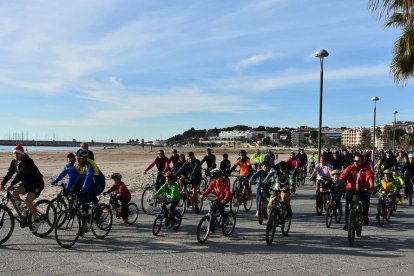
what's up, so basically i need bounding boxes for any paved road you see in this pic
[1,181,414,276]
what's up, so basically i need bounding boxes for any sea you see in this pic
[0,145,100,153]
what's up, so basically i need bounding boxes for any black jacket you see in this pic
[1,154,43,186]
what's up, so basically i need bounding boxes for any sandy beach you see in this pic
[0,145,292,200]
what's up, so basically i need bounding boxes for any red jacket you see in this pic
[202,179,231,203]
[286,158,299,170]
[340,164,373,192]
[105,181,131,201]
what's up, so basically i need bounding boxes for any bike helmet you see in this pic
[75,149,89,158]
[210,168,223,178]
[164,171,174,178]
[111,172,122,180]
[383,169,392,175]
[408,153,414,158]
[239,150,247,155]
[331,170,340,176]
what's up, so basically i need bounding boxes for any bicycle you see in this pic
[0,188,57,245]
[376,191,395,227]
[179,177,203,215]
[347,193,363,247]
[325,190,343,228]
[230,175,253,214]
[257,182,269,225]
[54,192,112,248]
[308,162,315,174]
[141,172,162,215]
[316,179,328,216]
[196,195,236,243]
[266,188,292,246]
[51,183,73,228]
[152,196,182,236]
[102,192,139,225]
[200,168,212,192]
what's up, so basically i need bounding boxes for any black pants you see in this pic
[162,201,178,225]
[114,197,130,220]
[156,172,166,190]
[345,191,370,224]
[213,200,228,222]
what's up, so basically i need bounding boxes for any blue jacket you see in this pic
[52,163,75,185]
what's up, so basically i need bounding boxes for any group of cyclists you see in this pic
[1,143,413,247]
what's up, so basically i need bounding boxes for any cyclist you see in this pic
[251,149,265,171]
[80,142,95,161]
[67,149,106,219]
[153,171,180,228]
[392,167,404,203]
[308,152,317,173]
[0,144,45,232]
[200,148,217,176]
[172,154,186,174]
[103,173,131,224]
[341,149,353,170]
[340,153,374,230]
[168,149,180,170]
[377,150,397,177]
[296,148,308,176]
[144,149,169,190]
[375,169,399,218]
[200,168,231,224]
[174,152,202,213]
[267,161,294,219]
[230,150,253,201]
[324,170,344,211]
[402,153,414,199]
[330,151,342,171]
[51,152,76,186]
[264,149,276,168]
[310,154,332,211]
[250,160,272,217]
[286,152,300,186]
[220,153,232,181]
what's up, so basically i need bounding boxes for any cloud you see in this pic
[234,53,275,72]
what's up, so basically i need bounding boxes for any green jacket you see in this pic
[154,182,180,202]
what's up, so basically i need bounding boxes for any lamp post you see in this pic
[314,49,329,158]
[393,110,398,153]
[372,96,379,162]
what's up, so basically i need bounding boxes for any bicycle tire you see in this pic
[266,209,277,245]
[335,202,342,223]
[30,199,57,237]
[258,197,266,225]
[152,215,162,236]
[196,215,211,243]
[51,197,68,228]
[141,186,160,215]
[385,205,391,222]
[316,192,323,216]
[281,208,291,236]
[92,204,112,239]
[244,195,253,212]
[0,205,14,245]
[172,211,182,231]
[177,194,187,217]
[230,186,240,215]
[222,212,236,237]
[125,202,139,225]
[325,206,333,228]
[356,206,362,237]
[348,209,356,247]
[200,178,208,193]
[54,209,81,248]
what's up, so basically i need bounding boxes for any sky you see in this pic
[0,0,412,143]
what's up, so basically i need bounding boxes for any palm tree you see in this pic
[369,0,414,83]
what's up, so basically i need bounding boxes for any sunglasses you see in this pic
[353,160,361,164]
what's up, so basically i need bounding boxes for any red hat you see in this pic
[13,144,25,155]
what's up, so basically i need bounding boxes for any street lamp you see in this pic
[393,110,398,153]
[372,96,379,162]
[314,49,329,158]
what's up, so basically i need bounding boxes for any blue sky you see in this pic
[0,0,412,142]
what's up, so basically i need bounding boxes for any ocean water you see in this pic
[0,145,100,153]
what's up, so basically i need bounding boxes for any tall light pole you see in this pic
[314,49,329,158]
[393,110,398,153]
[372,96,379,162]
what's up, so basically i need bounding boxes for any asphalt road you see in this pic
[1,180,414,276]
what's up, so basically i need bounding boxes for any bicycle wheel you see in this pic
[316,192,323,216]
[244,195,253,212]
[258,197,266,225]
[266,209,277,246]
[54,209,81,248]
[200,178,207,192]
[51,197,68,228]
[230,186,240,214]
[141,186,160,215]
[222,212,236,237]
[347,209,356,247]
[124,202,139,225]
[356,210,362,237]
[177,194,186,217]
[92,204,112,239]
[335,202,343,223]
[377,202,385,227]
[196,215,211,243]
[195,190,203,214]
[281,208,291,236]
[0,205,14,245]
[172,211,182,231]
[30,199,57,237]
[325,206,333,228]
[152,215,162,236]
[385,205,391,222]
[323,193,328,211]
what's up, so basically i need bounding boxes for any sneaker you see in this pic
[342,224,348,231]
[255,211,259,217]
[31,220,41,232]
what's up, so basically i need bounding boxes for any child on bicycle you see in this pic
[200,168,231,224]
[250,160,272,217]
[325,170,344,210]
[267,161,294,219]
[153,171,180,228]
[103,173,131,224]
[375,169,399,215]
